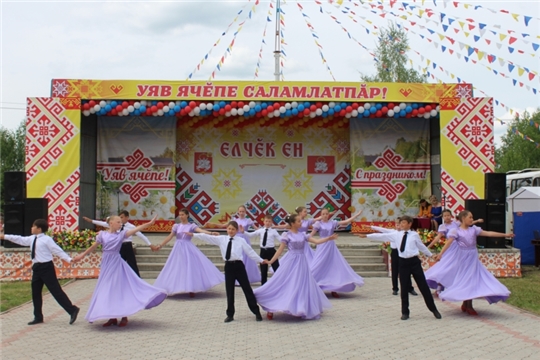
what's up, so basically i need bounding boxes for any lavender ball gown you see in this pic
[153,223,224,295]
[85,230,166,323]
[253,231,331,319]
[310,220,364,292]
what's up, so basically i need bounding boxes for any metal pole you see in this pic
[273,0,281,81]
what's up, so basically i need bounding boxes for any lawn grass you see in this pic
[0,279,72,313]
[499,265,540,315]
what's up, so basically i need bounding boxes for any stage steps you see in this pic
[136,244,388,279]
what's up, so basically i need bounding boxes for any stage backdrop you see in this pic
[96,117,176,228]
[175,120,351,227]
[350,118,431,232]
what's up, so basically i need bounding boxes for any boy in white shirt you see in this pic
[360,215,441,321]
[244,214,281,284]
[0,219,80,325]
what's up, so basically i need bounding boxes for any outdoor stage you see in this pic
[25,80,494,233]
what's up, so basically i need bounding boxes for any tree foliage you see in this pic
[0,119,26,208]
[361,23,426,83]
[495,109,540,173]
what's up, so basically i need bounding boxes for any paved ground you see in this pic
[1,276,539,359]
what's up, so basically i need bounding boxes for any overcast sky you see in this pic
[1,0,539,145]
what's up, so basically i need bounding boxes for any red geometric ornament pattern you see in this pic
[307,165,351,223]
[175,164,220,226]
[44,170,81,231]
[442,98,494,173]
[26,98,79,179]
[244,190,288,226]
[440,170,480,215]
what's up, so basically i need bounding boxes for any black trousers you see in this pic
[391,248,414,292]
[398,257,437,316]
[259,248,279,285]
[224,261,260,318]
[120,242,140,277]
[31,261,77,320]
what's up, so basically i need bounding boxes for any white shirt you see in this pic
[367,230,432,258]
[4,233,71,264]
[193,233,264,263]
[369,226,398,249]
[244,227,281,248]
[92,220,151,245]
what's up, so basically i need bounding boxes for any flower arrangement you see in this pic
[417,229,446,252]
[379,241,392,254]
[47,229,98,251]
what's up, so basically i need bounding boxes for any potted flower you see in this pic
[47,229,98,251]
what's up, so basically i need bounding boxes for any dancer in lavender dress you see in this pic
[426,210,485,296]
[152,208,224,297]
[253,214,337,320]
[73,216,166,327]
[429,210,513,316]
[310,209,364,298]
[274,206,328,267]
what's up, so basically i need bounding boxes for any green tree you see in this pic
[361,23,427,83]
[0,119,26,208]
[495,109,540,173]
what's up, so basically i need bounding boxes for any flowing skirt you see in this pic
[425,242,459,290]
[253,251,332,319]
[85,252,167,322]
[239,233,261,283]
[310,241,364,292]
[277,241,315,271]
[154,240,224,295]
[427,246,510,304]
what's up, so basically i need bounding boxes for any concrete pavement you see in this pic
[1,277,539,359]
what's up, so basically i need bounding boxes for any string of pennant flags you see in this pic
[254,0,274,78]
[353,2,539,90]
[392,1,539,52]
[186,0,254,80]
[402,0,540,29]
[375,2,540,77]
[348,3,540,131]
[347,3,540,96]
[296,2,336,81]
[209,0,263,80]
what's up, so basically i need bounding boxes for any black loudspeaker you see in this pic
[3,203,25,248]
[4,171,26,203]
[24,198,49,236]
[464,199,488,248]
[485,203,506,248]
[485,173,506,203]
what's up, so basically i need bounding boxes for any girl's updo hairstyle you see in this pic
[294,206,305,214]
[457,210,471,222]
[285,214,298,226]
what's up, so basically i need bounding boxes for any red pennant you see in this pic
[488,55,495,63]
[485,39,491,45]
[529,73,536,81]
[509,37,517,44]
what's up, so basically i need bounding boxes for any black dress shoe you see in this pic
[28,318,44,325]
[392,290,398,296]
[432,310,442,319]
[224,316,234,323]
[409,289,418,296]
[401,314,409,320]
[70,306,80,325]
[255,313,263,321]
